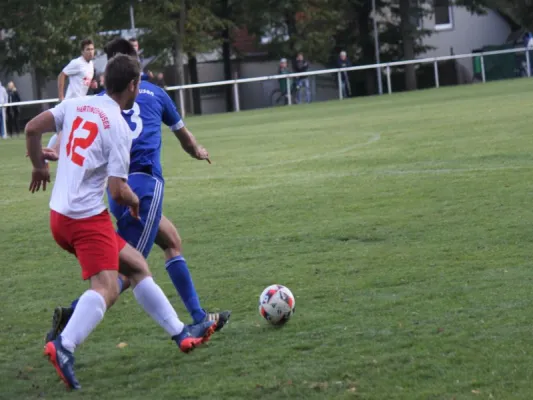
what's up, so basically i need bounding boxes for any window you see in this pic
[434,0,453,30]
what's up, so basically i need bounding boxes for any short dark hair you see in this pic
[104,38,136,59]
[80,38,94,51]
[105,54,140,94]
[128,37,138,43]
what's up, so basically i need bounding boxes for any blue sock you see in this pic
[165,255,206,323]
[70,276,124,310]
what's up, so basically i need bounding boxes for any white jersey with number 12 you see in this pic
[49,95,132,219]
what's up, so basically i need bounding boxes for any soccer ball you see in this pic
[258,284,295,325]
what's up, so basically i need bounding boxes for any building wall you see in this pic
[420,7,512,81]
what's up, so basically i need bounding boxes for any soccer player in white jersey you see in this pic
[47,39,95,157]
[58,39,95,101]
[26,54,216,391]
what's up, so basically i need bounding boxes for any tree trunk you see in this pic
[358,2,377,95]
[399,0,417,91]
[188,53,202,115]
[222,27,233,112]
[285,10,297,57]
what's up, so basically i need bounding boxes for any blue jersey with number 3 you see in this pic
[120,80,183,181]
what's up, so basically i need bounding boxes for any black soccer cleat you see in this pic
[45,306,74,343]
[202,310,231,332]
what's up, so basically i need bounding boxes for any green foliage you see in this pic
[0,0,102,79]
[0,0,526,86]
[243,0,346,63]
[379,0,435,63]
[116,0,229,63]
[478,0,533,31]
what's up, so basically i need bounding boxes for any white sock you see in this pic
[133,277,185,337]
[61,290,107,353]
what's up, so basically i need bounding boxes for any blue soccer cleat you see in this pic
[173,320,217,353]
[43,337,81,390]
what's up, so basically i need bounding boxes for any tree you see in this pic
[0,0,103,99]
[470,0,533,31]
[113,0,227,112]
[244,0,346,64]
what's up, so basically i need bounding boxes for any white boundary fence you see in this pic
[1,46,531,137]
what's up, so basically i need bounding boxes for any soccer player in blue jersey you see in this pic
[44,38,230,342]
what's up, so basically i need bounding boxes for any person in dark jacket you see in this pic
[293,52,311,103]
[337,51,352,98]
[6,81,21,137]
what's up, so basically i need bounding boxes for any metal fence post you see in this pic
[286,77,292,105]
[433,60,440,88]
[337,71,343,100]
[233,82,240,112]
[386,65,392,94]
[1,106,6,139]
[179,89,186,118]
[526,49,531,77]
[480,54,486,83]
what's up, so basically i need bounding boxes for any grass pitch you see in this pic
[2,79,533,399]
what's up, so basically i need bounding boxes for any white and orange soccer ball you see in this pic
[258,284,295,325]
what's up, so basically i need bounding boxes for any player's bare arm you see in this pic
[57,72,67,102]
[108,176,140,219]
[173,126,210,163]
[25,111,57,192]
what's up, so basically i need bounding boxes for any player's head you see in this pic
[104,38,136,59]
[80,38,95,61]
[128,37,139,53]
[105,54,140,110]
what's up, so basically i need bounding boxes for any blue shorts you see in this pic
[108,172,164,258]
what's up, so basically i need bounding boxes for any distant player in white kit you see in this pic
[26,54,216,391]
[57,38,95,101]
[46,39,96,152]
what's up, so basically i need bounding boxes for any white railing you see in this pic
[1,46,531,137]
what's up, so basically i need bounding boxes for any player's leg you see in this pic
[44,210,122,390]
[46,173,160,341]
[155,215,231,330]
[45,174,159,342]
[117,239,216,352]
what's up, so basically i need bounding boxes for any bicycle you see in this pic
[270,81,305,106]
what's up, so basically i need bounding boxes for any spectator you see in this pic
[129,37,153,80]
[0,81,7,138]
[337,51,352,98]
[278,58,291,99]
[155,72,166,88]
[6,81,21,137]
[293,52,311,103]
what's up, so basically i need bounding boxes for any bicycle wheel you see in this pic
[270,89,286,106]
